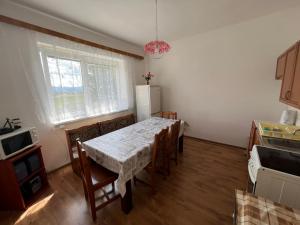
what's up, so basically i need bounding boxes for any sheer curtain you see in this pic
[0,23,135,125]
[0,23,53,125]
[37,34,135,123]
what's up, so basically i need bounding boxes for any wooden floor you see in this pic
[0,137,248,225]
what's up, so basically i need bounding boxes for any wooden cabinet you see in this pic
[276,53,287,79]
[247,121,261,158]
[0,145,48,210]
[280,43,298,101]
[290,46,300,104]
[278,41,300,108]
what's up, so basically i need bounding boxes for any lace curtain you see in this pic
[0,23,135,125]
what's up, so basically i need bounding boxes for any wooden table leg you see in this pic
[178,136,184,153]
[121,180,133,214]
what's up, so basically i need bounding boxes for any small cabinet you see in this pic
[0,145,48,210]
[278,41,300,109]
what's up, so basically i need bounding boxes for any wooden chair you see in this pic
[81,123,101,142]
[166,120,181,175]
[98,119,117,135]
[98,113,135,135]
[134,128,168,193]
[115,114,135,130]
[65,127,83,176]
[65,114,135,177]
[65,124,101,176]
[76,140,120,221]
[160,111,177,120]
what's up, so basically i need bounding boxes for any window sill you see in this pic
[54,109,132,128]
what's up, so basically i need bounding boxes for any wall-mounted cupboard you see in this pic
[277,41,300,109]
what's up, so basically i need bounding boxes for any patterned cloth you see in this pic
[83,117,177,197]
[235,190,300,225]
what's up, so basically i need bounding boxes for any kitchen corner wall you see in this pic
[287,107,300,125]
[295,110,300,125]
[0,1,145,172]
[148,6,300,148]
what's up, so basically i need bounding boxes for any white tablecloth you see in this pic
[82,117,177,197]
[152,115,185,137]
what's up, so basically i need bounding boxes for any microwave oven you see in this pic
[0,127,39,160]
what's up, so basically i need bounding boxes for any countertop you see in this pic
[253,120,300,154]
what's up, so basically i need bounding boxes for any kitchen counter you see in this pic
[252,120,300,154]
[253,120,273,147]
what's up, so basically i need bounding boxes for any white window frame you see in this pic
[38,43,129,125]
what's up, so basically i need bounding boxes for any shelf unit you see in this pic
[0,145,48,210]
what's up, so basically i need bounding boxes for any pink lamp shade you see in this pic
[144,40,171,55]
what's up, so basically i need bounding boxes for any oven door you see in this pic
[247,156,258,193]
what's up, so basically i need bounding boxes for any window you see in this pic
[39,43,131,124]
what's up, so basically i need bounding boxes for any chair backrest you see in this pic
[160,111,177,120]
[99,113,135,135]
[65,127,82,159]
[81,124,101,142]
[65,124,100,158]
[115,114,135,130]
[168,120,181,153]
[151,128,168,169]
[98,119,117,135]
[76,139,92,187]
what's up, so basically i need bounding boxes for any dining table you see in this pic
[82,117,181,214]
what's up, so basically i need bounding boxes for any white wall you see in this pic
[295,109,300,126]
[287,107,300,125]
[0,1,145,172]
[0,0,144,56]
[148,6,300,147]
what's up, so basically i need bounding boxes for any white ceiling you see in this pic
[11,0,300,46]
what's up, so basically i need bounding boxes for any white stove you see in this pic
[248,145,300,209]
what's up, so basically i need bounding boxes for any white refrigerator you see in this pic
[136,85,161,121]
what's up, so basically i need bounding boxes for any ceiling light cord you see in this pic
[155,0,158,41]
[144,0,170,56]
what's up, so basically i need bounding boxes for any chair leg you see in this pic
[163,152,169,177]
[88,191,96,221]
[112,182,115,192]
[163,167,167,180]
[175,148,178,165]
[82,182,88,201]
[151,172,156,195]
[167,156,171,175]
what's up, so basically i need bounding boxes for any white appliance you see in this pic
[0,127,39,159]
[279,109,297,125]
[136,85,161,121]
[248,145,300,209]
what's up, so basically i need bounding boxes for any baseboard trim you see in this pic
[183,135,246,151]
[47,162,71,174]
